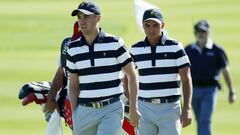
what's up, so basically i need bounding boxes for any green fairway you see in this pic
[0,0,239,135]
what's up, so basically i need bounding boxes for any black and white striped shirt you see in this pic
[130,32,190,98]
[67,29,132,100]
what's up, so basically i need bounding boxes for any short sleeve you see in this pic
[129,47,138,69]
[66,46,78,73]
[217,47,228,69]
[175,42,191,69]
[115,38,133,68]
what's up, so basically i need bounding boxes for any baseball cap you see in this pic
[142,8,164,24]
[194,20,210,31]
[71,1,101,16]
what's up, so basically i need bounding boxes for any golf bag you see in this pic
[18,81,73,128]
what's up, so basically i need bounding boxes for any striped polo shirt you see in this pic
[130,32,190,98]
[66,29,132,100]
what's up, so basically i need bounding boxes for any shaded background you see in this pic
[0,0,239,134]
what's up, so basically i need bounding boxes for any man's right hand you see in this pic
[229,91,237,104]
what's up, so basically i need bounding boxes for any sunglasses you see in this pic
[195,29,208,33]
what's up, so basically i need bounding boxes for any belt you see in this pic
[79,97,119,108]
[193,79,221,90]
[139,96,180,104]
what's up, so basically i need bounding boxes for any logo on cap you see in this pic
[150,11,155,15]
[194,20,210,31]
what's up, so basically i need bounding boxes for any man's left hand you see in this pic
[180,109,192,128]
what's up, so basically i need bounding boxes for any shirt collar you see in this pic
[205,38,213,49]
[79,28,106,46]
[144,31,168,47]
[192,38,213,50]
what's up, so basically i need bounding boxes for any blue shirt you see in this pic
[185,41,228,87]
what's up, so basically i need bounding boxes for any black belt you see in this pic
[79,97,119,108]
[139,96,180,104]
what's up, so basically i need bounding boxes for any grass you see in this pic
[0,0,239,135]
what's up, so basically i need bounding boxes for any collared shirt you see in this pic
[185,40,228,85]
[130,32,190,98]
[67,28,132,100]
